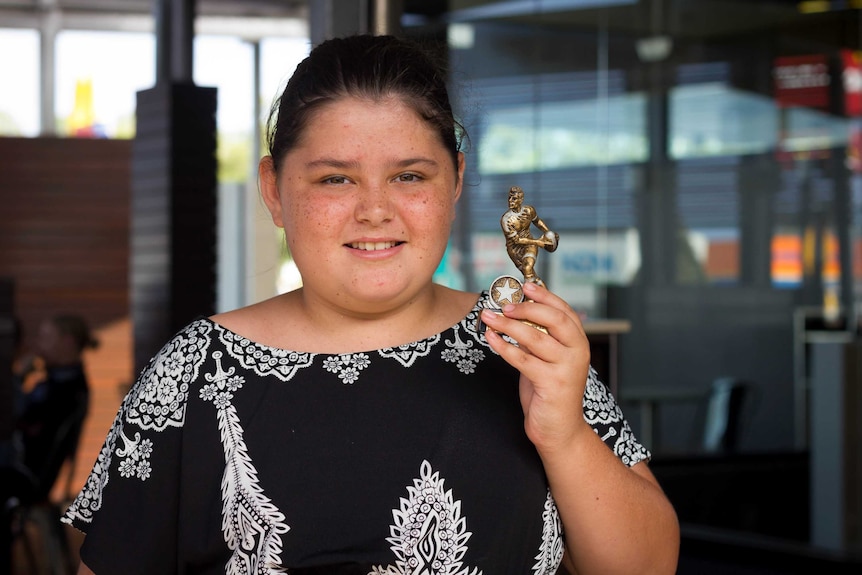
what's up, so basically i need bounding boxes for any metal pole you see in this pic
[373,0,402,35]
[154,0,171,85]
[39,0,59,135]
[171,0,194,83]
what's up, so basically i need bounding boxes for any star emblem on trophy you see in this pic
[478,186,559,335]
[489,276,524,306]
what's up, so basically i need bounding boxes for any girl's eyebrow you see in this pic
[305,157,440,170]
[393,158,439,169]
[305,158,361,170]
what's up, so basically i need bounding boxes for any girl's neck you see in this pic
[215,285,479,355]
[287,284,475,353]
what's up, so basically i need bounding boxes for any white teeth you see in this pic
[350,241,397,251]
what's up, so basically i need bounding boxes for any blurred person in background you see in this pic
[15,314,95,500]
[2,313,95,572]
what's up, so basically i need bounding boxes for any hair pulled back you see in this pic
[266,34,464,172]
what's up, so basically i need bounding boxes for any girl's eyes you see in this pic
[319,173,424,185]
[395,173,422,183]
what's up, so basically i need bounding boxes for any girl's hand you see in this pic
[480,281,592,455]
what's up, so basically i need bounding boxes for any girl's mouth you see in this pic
[347,241,402,251]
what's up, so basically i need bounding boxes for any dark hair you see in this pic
[52,314,99,353]
[266,34,465,172]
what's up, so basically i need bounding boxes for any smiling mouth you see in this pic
[347,241,402,251]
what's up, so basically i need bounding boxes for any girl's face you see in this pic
[261,96,464,316]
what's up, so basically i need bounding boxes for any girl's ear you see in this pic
[454,152,465,203]
[259,156,284,228]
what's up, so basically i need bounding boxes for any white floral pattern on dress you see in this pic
[210,297,497,386]
[216,325,316,382]
[126,320,212,431]
[323,352,372,384]
[532,491,565,574]
[64,295,649,568]
[202,351,290,575]
[370,460,483,575]
[116,431,154,481]
[62,320,213,526]
[582,367,649,466]
[441,324,485,375]
[61,410,123,524]
[379,335,440,368]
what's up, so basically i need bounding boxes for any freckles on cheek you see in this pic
[291,201,340,249]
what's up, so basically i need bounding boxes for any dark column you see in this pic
[739,154,779,287]
[637,59,676,287]
[131,0,217,374]
[0,278,13,447]
[809,338,862,552]
[0,278,11,575]
[830,149,855,325]
[310,0,370,45]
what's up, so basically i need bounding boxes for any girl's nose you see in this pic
[354,184,394,224]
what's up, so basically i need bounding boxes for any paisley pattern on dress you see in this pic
[370,460,483,575]
[370,462,565,575]
[532,491,565,574]
[202,351,290,575]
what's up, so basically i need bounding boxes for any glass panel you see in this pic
[675,156,740,284]
[478,87,646,174]
[55,30,154,138]
[195,36,254,136]
[260,36,311,107]
[194,35,255,183]
[0,28,40,137]
[446,16,639,314]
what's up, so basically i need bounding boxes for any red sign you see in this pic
[773,54,830,110]
[842,49,862,117]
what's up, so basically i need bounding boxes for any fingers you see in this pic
[502,282,587,344]
[480,283,590,365]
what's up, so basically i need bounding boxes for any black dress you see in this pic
[64,293,648,575]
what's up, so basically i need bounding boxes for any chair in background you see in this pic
[620,376,755,455]
[701,377,752,454]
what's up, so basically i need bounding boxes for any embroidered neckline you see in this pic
[206,292,491,359]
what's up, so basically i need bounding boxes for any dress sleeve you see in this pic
[582,366,650,466]
[62,320,213,575]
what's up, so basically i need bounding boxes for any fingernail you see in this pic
[523,281,537,292]
[481,309,496,320]
[502,304,516,313]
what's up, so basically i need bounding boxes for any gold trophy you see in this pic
[479,186,559,335]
